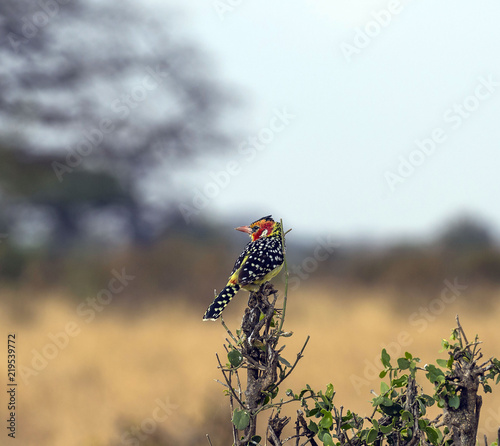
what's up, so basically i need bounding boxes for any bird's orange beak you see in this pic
[235,225,252,234]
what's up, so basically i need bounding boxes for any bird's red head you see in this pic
[235,215,276,242]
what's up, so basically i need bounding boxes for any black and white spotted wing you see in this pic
[237,236,284,286]
[228,241,252,277]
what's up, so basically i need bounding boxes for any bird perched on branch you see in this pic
[203,215,285,321]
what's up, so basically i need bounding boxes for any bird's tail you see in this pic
[203,283,241,321]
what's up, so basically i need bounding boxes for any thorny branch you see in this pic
[215,283,311,445]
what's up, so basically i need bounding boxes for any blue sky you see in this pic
[164,1,500,241]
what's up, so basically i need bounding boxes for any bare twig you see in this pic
[430,413,443,425]
[277,220,290,335]
[254,394,316,417]
[478,358,492,370]
[215,353,245,409]
[234,367,243,403]
[295,411,301,446]
[338,406,344,439]
[268,424,282,446]
[242,355,268,371]
[221,317,239,345]
[456,315,469,347]
[272,336,310,390]
[214,379,230,389]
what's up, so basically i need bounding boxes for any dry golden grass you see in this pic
[2,284,500,445]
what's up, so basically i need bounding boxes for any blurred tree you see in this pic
[0,146,138,249]
[438,216,494,251]
[0,0,235,247]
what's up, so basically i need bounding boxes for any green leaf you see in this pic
[421,394,435,407]
[309,407,320,417]
[380,402,403,417]
[405,351,413,360]
[401,410,413,423]
[249,436,261,446]
[418,419,429,429]
[366,428,378,444]
[232,409,250,430]
[382,397,393,407]
[397,358,411,370]
[325,383,335,400]
[321,432,335,446]
[426,426,440,445]
[380,421,394,434]
[381,349,391,368]
[379,370,387,378]
[228,349,243,367]
[436,359,448,368]
[320,394,333,410]
[358,428,369,438]
[448,394,460,409]
[342,412,353,421]
[278,356,292,368]
[380,381,389,394]
[319,410,333,429]
[392,375,408,388]
[425,364,445,384]
[372,419,379,430]
[400,428,410,439]
[417,399,427,415]
[308,420,319,433]
[299,385,313,399]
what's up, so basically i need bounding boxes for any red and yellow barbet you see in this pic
[203,215,285,321]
